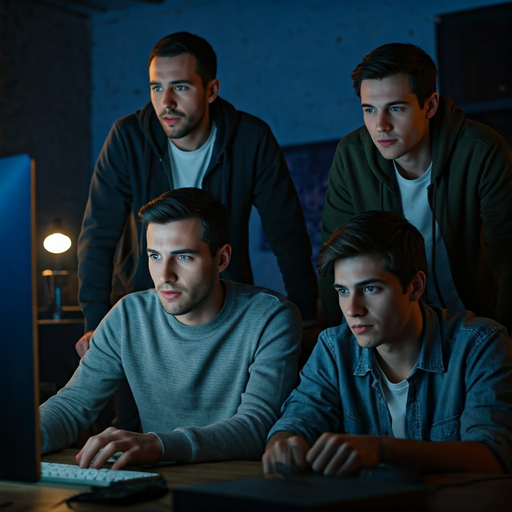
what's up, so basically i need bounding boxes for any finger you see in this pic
[262,451,275,474]
[75,339,89,358]
[321,445,352,476]
[308,440,347,474]
[75,331,94,358]
[110,451,132,470]
[90,444,123,469]
[77,427,120,468]
[289,445,310,472]
[333,449,362,476]
[262,442,288,474]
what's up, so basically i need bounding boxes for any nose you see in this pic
[342,292,366,318]
[160,260,178,284]
[375,111,391,133]
[162,88,177,109]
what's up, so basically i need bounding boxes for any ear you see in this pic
[409,271,426,302]
[217,243,232,273]
[425,92,439,120]
[207,78,220,104]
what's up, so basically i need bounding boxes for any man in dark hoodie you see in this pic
[320,42,512,332]
[77,32,319,361]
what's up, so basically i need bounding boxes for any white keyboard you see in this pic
[40,461,162,487]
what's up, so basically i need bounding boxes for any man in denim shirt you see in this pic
[263,211,512,476]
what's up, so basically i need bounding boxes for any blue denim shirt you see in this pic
[269,304,512,472]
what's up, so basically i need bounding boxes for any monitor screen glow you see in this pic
[0,154,40,482]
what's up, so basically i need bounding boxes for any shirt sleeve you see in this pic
[459,323,512,472]
[267,332,344,445]
[477,137,512,334]
[77,121,134,331]
[251,125,318,322]
[39,311,126,453]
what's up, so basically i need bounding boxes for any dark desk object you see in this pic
[173,472,428,511]
[1,450,511,511]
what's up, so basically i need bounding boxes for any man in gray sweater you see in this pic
[40,188,301,470]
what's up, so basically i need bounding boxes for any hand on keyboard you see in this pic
[76,426,164,470]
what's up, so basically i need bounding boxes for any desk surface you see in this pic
[1,450,511,511]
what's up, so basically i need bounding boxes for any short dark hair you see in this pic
[317,211,427,292]
[351,43,437,107]
[148,32,217,86]
[138,188,229,257]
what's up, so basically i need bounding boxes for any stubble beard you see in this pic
[158,275,216,319]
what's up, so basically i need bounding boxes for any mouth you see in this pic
[162,116,181,127]
[161,110,184,126]
[351,324,373,335]
[377,139,397,148]
[159,288,183,300]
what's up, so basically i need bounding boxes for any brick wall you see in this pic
[0,0,91,304]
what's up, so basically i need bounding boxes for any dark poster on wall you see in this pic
[260,140,338,267]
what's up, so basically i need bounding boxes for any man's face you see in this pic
[334,255,421,350]
[360,73,438,173]
[149,53,219,151]
[147,218,228,325]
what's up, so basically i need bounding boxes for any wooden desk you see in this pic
[1,450,511,511]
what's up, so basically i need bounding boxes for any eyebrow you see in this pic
[149,79,194,86]
[146,248,200,255]
[361,100,410,108]
[333,278,385,290]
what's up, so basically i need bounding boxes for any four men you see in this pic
[41,37,512,475]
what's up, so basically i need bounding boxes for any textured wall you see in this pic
[0,0,91,288]
[90,0,504,156]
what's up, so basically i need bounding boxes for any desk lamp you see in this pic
[42,218,72,320]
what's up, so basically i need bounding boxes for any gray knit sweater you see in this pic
[40,281,301,461]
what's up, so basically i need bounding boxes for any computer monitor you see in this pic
[0,154,41,482]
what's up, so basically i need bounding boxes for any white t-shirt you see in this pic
[376,363,409,439]
[395,161,465,312]
[168,121,217,189]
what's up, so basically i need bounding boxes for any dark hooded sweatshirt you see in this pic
[78,97,318,331]
[321,97,512,333]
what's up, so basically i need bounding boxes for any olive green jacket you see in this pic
[321,97,512,333]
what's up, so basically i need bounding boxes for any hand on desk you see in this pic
[306,433,380,476]
[76,426,163,470]
[76,330,94,358]
[263,433,380,477]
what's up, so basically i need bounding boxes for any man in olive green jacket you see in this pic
[321,43,512,332]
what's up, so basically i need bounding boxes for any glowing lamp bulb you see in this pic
[43,233,72,254]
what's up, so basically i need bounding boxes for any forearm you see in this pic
[378,437,504,474]
[158,416,268,463]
